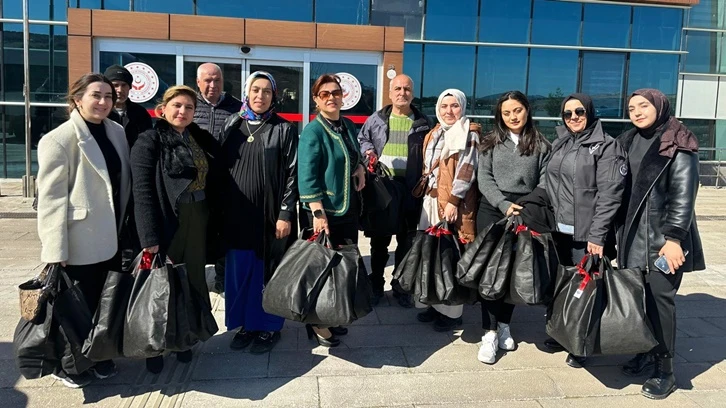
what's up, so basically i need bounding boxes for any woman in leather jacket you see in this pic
[617,89,705,400]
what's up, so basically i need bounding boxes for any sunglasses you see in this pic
[563,107,586,121]
[316,89,343,99]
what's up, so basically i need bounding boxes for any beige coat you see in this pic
[37,109,131,265]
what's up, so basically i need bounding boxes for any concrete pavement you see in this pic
[1,179,726,407]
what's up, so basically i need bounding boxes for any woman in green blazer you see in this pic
[297,73,366,347]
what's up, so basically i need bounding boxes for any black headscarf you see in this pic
[560,93,598,136]
[630,89,698,158]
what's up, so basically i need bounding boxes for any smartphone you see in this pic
[654,250,689,274]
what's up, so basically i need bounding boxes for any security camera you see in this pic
[240,46,251,54]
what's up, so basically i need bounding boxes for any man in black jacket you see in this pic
[104,64,153,148]
[193,63,243,140]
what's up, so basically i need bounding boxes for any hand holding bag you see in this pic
[18,263,60,322]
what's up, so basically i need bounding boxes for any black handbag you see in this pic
[262,230,372,326]
[53,269,95,375]
[596,257,658,355]
[361,160,393,213]
[479,217,519,301]
[545,254,604,357]
[82,270,134,361]
[392,230,426,293]
[360,163,406,237]
[456,218,507,289]
[505,227,559,306]
[18,263,60,322]
[14,294,60,379]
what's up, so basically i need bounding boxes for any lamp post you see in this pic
[21,0,35,197]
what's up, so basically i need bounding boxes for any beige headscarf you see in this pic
[435,89,470,159]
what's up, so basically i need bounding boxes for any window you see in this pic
[581,52,626,119]
[531,0,581,46]
[0,105,65,178]
[688,0,725,30]
[527,49,579,117]
[683,31,722,74]
[2,23,23,102]
[421,45,476,115]
[628,53,678,110]
[424,0,479,42]
[680,119,715,160]
[133,0,194,14]
[315,0,369,25]
[582,3,630,48]
[28,25,68,103]
[196,0,313,22]
[183,62,242,101]
[99,52,176,110]
[631,7,682,50]
[601,121,631,139]
[533,119,561,142]
[403,43,423,105]
[102,0,131,11]
[474,47,528,115]
[479,0,531,44]
[371,0,424,40]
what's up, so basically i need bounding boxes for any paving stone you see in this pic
[269,347,409,377]
[339,324,452,348]
[1,384,128,407]
[416,401,542,408]
[542,366,644,397]
[180,377,319,407]
[683,389,726,407]
[677,318,726,338]
[676,362,726,391]
[676,337,726,362]
[679,301,726,318]
[375,304,431,325]
[404,344,495,373]
[537,393,698,407]
[192,352,269,380]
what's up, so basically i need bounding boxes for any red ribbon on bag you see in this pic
[573,255,599,299]
[514,224,541,237]
[367,155,378,173]
[140,251,153,270]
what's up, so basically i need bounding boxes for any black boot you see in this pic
[641,355,677,400]
[622,352,655,377]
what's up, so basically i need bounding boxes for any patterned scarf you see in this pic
[239,71,277,121]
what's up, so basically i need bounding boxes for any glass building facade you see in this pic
[0,0,724,179]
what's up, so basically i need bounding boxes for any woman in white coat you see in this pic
[36,72,131,388]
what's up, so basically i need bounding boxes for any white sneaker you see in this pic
[497,322,516,351]
[477,331,498,364]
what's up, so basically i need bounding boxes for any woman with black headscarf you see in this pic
[617,89,704,400]
[540,93,627,368]
[218,71,298,354]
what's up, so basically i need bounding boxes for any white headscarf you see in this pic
[435,89,470,159]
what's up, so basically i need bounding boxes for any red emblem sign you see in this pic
[124,62,159,103]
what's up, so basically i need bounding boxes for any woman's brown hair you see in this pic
[67,73,117,114]
[311,74,342,98]
[154,85,197,118]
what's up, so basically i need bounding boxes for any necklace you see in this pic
[245,119,268,143]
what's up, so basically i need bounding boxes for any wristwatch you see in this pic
[313,209,325,219]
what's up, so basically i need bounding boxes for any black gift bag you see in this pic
[456,218,507,289]
[262,231,372,326]
[414,227,440,305]
[506,227,559,306]
[545,255,604,357]
[360,161,406,237]
[173,262,218,345]
[434,223,475,305]
[14,295,60,379]
[53,270,94,375]
[596,258,658,355]
[82,269,134,361]
[479,218,518,301]
[361,160,393,213]
[392,230,426,293]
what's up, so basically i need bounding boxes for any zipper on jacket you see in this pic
[210,106,216,136]
[572,145,580,241]
[644,197,650,274]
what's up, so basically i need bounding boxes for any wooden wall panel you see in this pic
[317,24,385,51]
[68,8,91,36]
[382,52,403,107]
[91,10,169,40]
[170,15,244,44]
[68,36,92,85]
[246,19,316,48]
[384,27,404,52]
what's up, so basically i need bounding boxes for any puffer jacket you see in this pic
[193,93,243,141]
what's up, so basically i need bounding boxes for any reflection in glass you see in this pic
[424,0,478,42]
[309,63,377,118]
[581,52,626,119]
[628,53,679,111]
[533,119,561,142]
[601,121,631,139]
[479,0,531,44]
[26,0,69,21]
[531,0,581,46]
[2,24,24,102]
[421,45,475,115]
[474,47,528,116]
[688,0,724,30]
[681,119,715,160]
[582,3,630,48]
[527,49,578,117]
[683,31,721,74]
[632,7,682,50]
[315,0,369,25]
[103,0,132,11]
[183,61,242,101]
[470,118,495,134]
[99,52,177,110]
[250,64,303,133]
[403,43,423,105]
[371,0,424,40]
[196,0,313,21]
[133,0,194,14]
[0,105,66,178]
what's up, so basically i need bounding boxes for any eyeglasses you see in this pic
[316,89,343,99]
[563,107,586,121]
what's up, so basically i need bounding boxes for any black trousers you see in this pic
[645,270,683,356]
[369,221,412,293]
[476,193,524,330]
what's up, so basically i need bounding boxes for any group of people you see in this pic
[32,62,704,400]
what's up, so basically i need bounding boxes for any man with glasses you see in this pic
[357,74,433,307]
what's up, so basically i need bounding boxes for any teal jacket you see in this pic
[298,115,362,216]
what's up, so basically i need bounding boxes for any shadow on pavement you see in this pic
[0,342,30,408]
